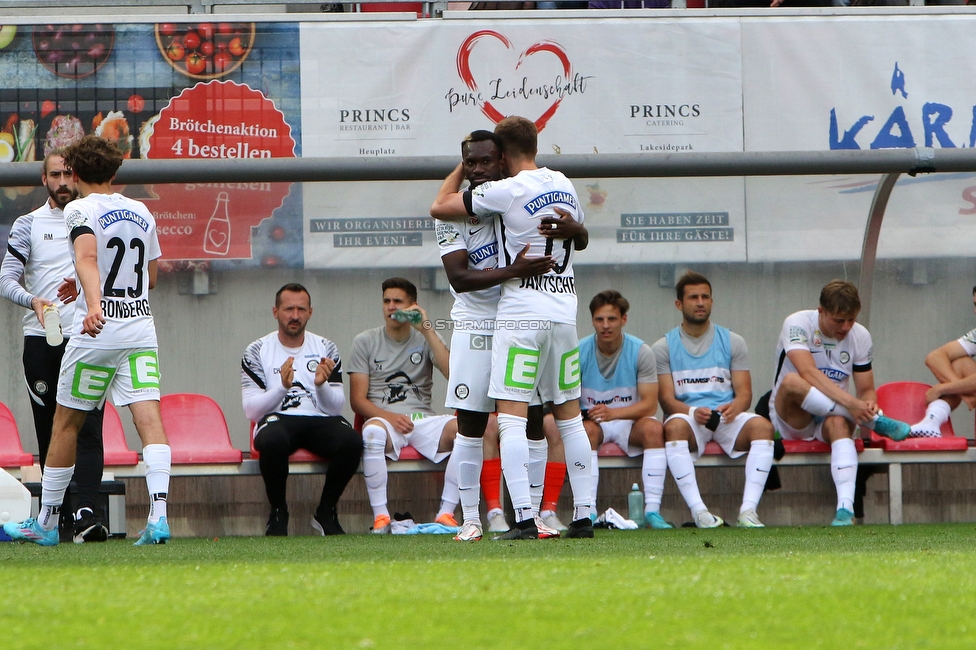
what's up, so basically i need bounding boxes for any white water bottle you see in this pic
[43,304,63,346]
[628,482,644,526]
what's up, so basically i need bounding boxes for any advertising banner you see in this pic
[741,16,976,261]
[0,21,303,268]
[2,16,975,269]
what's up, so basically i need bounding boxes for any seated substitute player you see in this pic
[770,279,910,526]
[431,115,594,540]
[242,283,362,536]
[580,290,670,529]
[4,136,171,546]
[903,286,976,438]
[435,129,586,540]
[349,277,461,533]
[654,271,775,529]
[0,149,109,543]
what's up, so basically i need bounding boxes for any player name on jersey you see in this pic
[517,274,576,294]
[101,298,152,319]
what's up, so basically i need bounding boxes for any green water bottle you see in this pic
[628,483,644,526]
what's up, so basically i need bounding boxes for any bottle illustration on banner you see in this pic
[203,192,231,256]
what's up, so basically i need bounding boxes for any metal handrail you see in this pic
[0,147,967,186]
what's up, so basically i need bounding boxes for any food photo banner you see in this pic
[2,16,976,269]
[0,21,303,270]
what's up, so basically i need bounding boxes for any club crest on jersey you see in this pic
[839,351,850,364]
[34,380,48,395]
[307,359,319,372]
[454,383,469,399]
[410,351,423,364]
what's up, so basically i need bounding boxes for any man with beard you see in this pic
[0,149,108,543]
[652,271,775,528]
[242,283,362,536]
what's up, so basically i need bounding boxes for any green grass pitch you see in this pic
[2,524,974,649]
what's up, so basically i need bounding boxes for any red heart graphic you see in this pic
[457,30,572,132]
[208,230,227,249]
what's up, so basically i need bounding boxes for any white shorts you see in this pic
[446,330,495,412]
[488,322,581,406]
[599,419,643,458]
[770,407,831,443]
[57,346,161,411]
[369,413,455,464]
[665,410,758,461]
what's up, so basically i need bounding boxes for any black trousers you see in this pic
[24,336,105,514]
[253,413,362,516]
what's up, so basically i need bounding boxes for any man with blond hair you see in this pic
[770,280,910,526]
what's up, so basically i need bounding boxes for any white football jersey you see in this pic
[241,331,344,418]
[956,327,976,359]
[0,204,79,337]
[468,167,583,325]
[771,309,873,406]
[435,214,499,329]
[63,193,161,349]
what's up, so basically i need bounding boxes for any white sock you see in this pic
[555,415,591,522]
[453,434,483,524]
[911,399,951,434]
[666,440,706,515]
[830,437,858,512]
[589,449,600,512]
[801,387,836,417]
[497,413,532,521]
[527,438,547,517]
[38,465,74,531]
[740,440,774,513]
[642,448,667,513]
[143,444,171,523]
[362,423,390,518]
[437,446,461,519]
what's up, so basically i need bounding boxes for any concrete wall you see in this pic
[6,257,976,535]
[5,256,974,452]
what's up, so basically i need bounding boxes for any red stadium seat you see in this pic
[160,394,242,464]
[597,442,626,457]
[702,441,723,455]
[872,381,968,451]
[102,403,138,466]
[359,2,424,16]
[0,402,33,467]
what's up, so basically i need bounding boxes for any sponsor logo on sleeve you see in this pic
[788,326,807,345]
[436,221,460,246]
